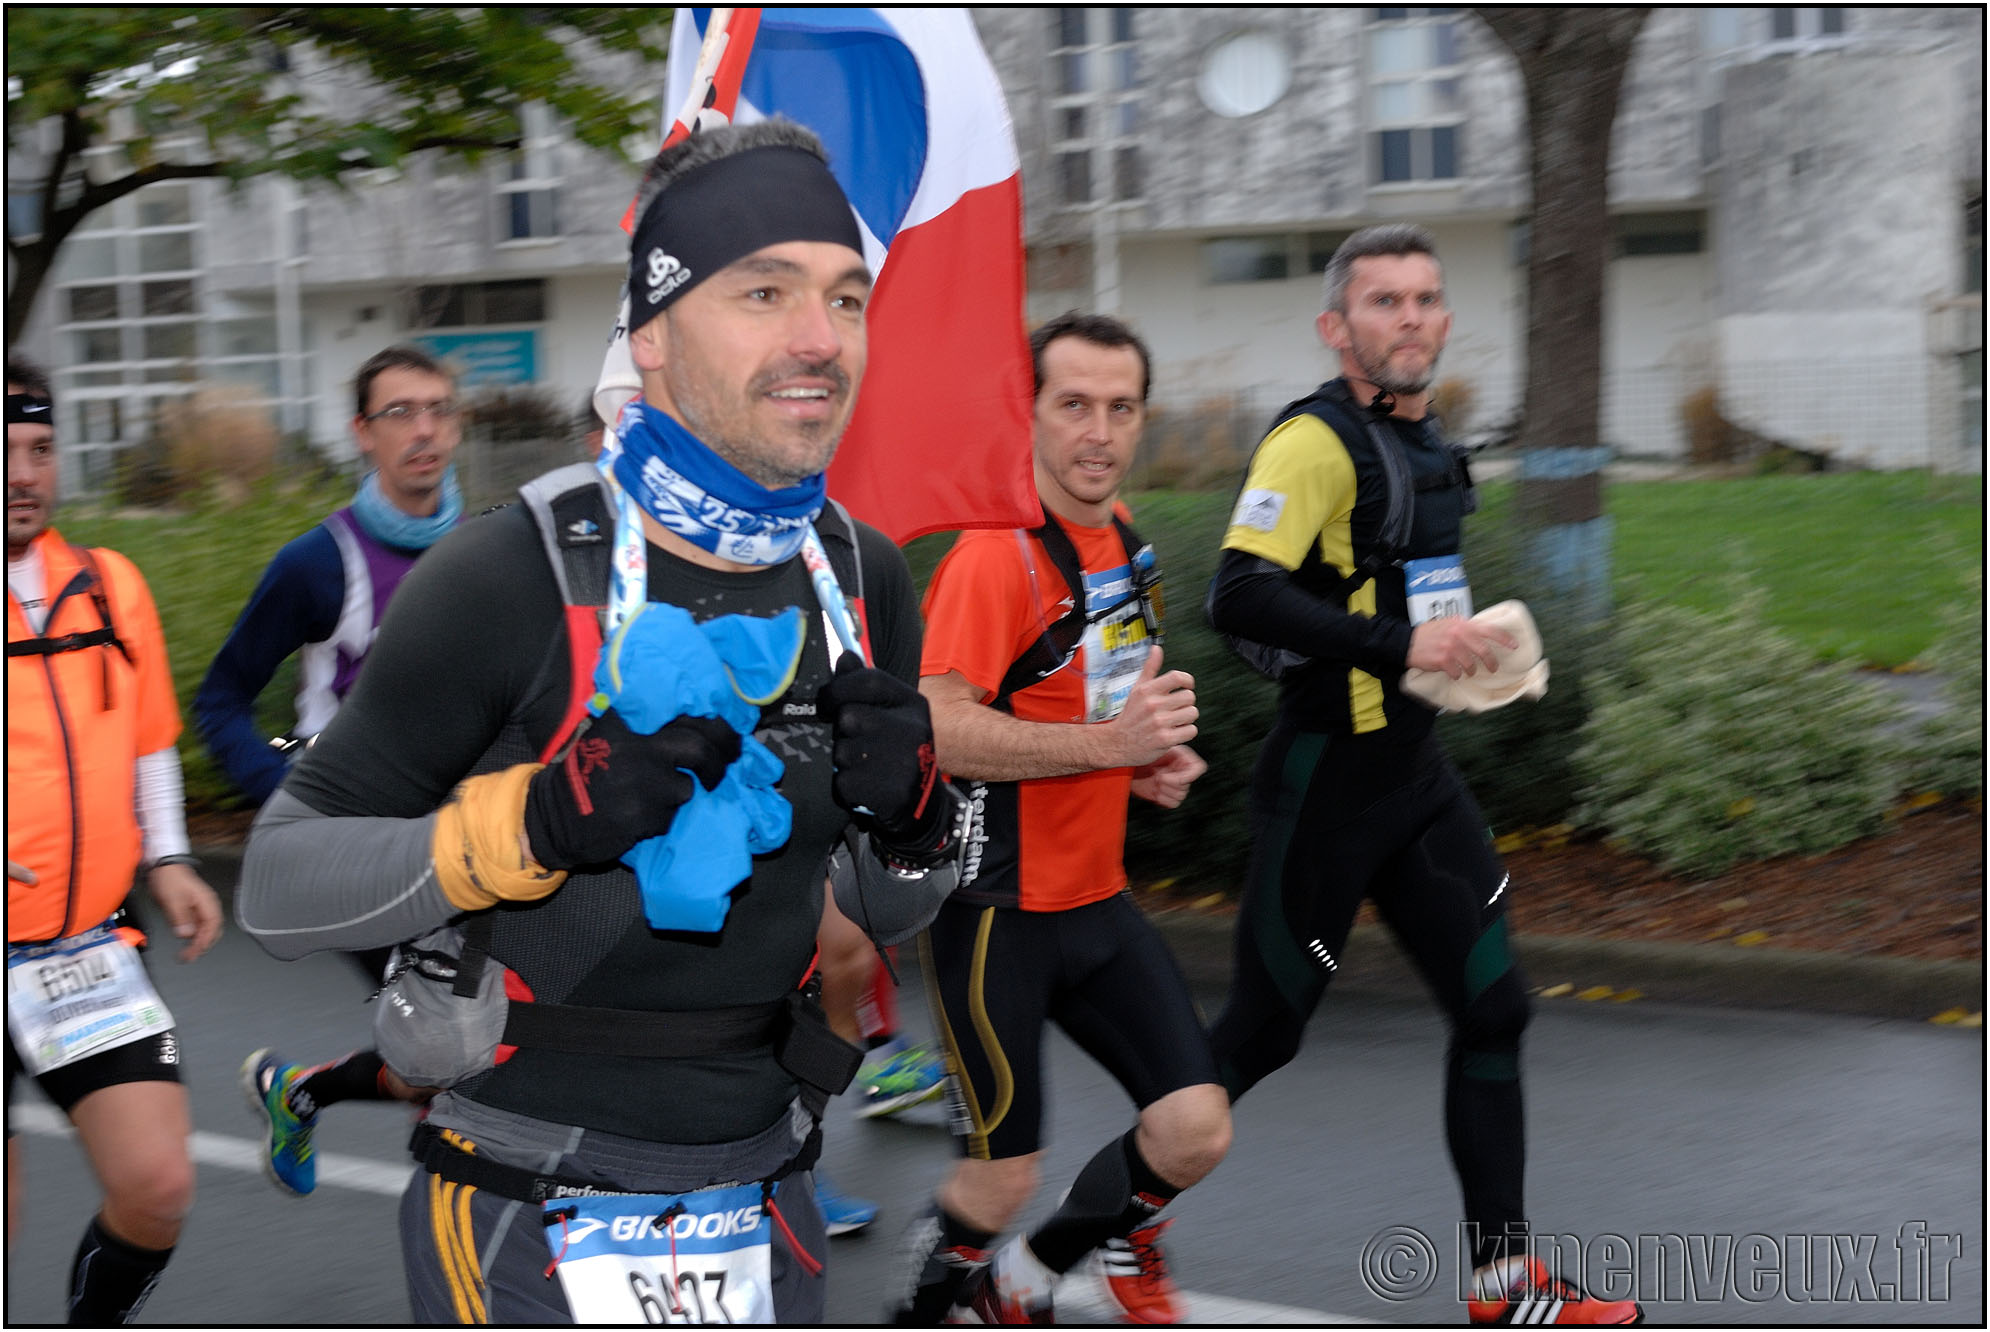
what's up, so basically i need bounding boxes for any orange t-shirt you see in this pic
[921,513,1155,912]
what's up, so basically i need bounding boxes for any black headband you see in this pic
[628,145,865,334]
[7,392,52,425]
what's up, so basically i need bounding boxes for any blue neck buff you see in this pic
[609,399,826,567]
[351,467,462,551]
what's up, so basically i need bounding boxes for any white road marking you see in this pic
[11,1102,412,1196]
[16,1105,1370,1323]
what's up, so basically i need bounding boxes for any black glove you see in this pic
[522,708,741,870]
[814,655,949,860]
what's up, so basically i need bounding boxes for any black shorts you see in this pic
[920,891,1218,1160]
[5,1028,182,1127]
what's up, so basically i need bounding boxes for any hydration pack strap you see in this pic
[5,625,122,657]
[7,550,134,709]
[993,512,1156,709]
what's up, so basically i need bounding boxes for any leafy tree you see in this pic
[4,7,672,347]
[1474,9,1650,527]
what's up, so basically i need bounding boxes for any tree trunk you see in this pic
[1476,9,1650,623]
[1478,7,1650,525]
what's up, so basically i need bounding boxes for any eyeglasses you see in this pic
[364,400,461,425]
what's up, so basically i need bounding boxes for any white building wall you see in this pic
[1717,310,1938,470]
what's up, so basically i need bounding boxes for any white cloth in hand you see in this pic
[1400,599,1550,714]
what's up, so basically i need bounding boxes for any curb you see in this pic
[199,844,1980,1023]
[1141,905,1984,1024]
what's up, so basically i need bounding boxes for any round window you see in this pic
[1198,31,1294,119]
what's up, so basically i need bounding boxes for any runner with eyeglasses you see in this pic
[193,344,465,1197]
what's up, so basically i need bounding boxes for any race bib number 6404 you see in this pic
[545,1183,775,1324]
[5,925,173,1076]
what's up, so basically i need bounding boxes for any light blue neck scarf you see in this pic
[351,468,462,550]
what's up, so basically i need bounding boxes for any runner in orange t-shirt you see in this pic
[888,315,1231,1326]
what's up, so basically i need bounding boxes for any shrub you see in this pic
[1438,505,1607,833]
[459,385,579,507]
[61,470,358,815]
[1121,490,1277,891]
[1679,384,1734,465]
[1573,584,1905,876]
[1903,561,1984,798]
[1429,377,1476,437]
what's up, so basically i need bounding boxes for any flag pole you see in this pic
[620,8,757,231]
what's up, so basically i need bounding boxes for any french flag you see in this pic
[600,7,1039,545]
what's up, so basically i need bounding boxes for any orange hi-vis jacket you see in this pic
[7,527,181,944]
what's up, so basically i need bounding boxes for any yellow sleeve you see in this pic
[1220,415,1358,573]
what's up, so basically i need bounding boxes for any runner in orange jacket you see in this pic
[7,352,222,1324]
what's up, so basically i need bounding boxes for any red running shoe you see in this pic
[1467,1255,1644,1325]
[1092,1219,1182,1324]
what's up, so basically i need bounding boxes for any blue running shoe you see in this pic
[855,1041,946,1120]
[241,1048,316,1197]
[816,1171,878,1237]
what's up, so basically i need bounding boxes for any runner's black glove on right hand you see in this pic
[522,708,741,870]
[815,656,952,866]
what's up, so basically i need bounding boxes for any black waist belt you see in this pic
[411,1121,675,1203]
[409,1120,823,1205]
[498,997,785,1059]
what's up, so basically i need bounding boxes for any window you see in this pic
[135,184,191,228]
[141,279,195,316]
[1058,151,1093,205]
[497,103,561,242]
[73,328,124,363]
[405,279,547,329]
[1047,8,1142,208]
[1768,8,1851,42]
[66,285,121,323]
[7,190,40,241]
[56,236,118,282]
[1205,236,1290,284]
[1306,230,1356,273]
[214,316,278,358]
[1367,8,1465,184]
[136,230,195,273]
[142,323,197,360]
[1113,148,1142,203]
[1615,211,1706,256]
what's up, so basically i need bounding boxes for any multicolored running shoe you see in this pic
[855,1041,947,1119]
[240,1048,316,1197]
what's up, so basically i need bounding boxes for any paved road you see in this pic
[6,889,1980,1325]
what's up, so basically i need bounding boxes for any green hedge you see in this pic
[1573,586,1906,877]
[59,474,356,812]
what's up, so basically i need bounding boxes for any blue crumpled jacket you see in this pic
[589,601,808,932]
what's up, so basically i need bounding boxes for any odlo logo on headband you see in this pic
[645,248,692,305]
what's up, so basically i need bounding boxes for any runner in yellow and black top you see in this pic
[1205,224,1641,1326]
[6,352,224,1325]
[888,314,1231,1326]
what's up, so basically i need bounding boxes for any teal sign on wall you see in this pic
[413,331,537,386]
